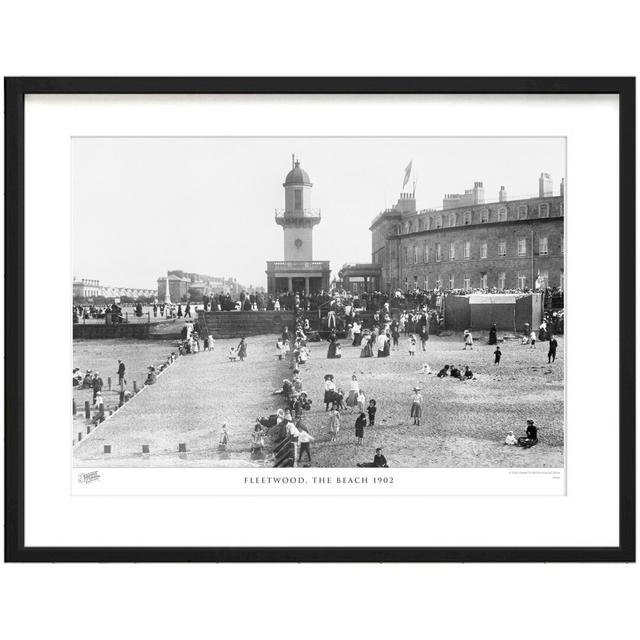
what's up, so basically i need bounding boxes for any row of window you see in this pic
[397,202,556,235]
[400,235,562,265]
[402,269,563,290]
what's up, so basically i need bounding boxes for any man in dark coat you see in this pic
[117,360,126,387]
[548,336,558,363]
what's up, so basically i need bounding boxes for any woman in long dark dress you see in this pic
[360,332,373,358]
[383,330,392,357]
[355,412,367,445]
[326,330,338,359]
[237,337,247,361]
[488,324,497,345]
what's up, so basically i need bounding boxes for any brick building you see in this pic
[370,173,565,293]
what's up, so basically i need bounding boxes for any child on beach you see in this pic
[494,346,502,365]
[228,347,237,362]
[346,374,360,411]
[328,409,340,441]
[408,334,416,356]
[410,386,424,426]
[355,412,367,445]
[208,335,215,352]
[357,389,366,414]
[276,339,283,360]
[367,399,377,426]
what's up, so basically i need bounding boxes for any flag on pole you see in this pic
[403,160,412,189]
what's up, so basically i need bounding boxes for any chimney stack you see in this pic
[539,172,553,197]
[499,185,508,202]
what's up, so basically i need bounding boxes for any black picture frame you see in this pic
[4,77,635,563]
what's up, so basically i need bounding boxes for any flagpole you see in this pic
[413,161,417,198]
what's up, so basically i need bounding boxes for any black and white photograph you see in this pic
[71,136,565,471]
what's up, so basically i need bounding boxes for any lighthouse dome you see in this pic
[284,160,312,186]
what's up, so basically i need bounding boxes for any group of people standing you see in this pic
[323,373,378,446]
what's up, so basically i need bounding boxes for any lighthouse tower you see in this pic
[266,156,331,295]
[278,156,320,261]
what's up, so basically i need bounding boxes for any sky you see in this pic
[72,137,565,289]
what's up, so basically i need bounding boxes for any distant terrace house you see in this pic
[370,173,565,293]
[73,278,156,300]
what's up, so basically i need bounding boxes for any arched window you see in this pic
[498,207,507,222]
[448,213,456,227]
[480,209,489,223]
[436,215,443,229]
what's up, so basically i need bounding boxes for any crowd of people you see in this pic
[75,281,562,461]
[235,306,391,467]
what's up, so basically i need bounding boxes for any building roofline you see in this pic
[391,214,564,239]
[370,193,563,228]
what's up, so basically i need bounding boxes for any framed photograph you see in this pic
[5,77,635,562]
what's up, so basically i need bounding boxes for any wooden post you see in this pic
[108,377,111,391]
[87,425,91,434]
[104,445,111,454]
[133,381,138,393]
[84,401,90,419]
[77,432,82,442]
[142,445,150,454]
[178,443,187,453]
[72,399,76,415]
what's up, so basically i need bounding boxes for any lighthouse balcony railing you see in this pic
[274,208,321,220]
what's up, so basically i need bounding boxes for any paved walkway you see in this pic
[73,335,289,467]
